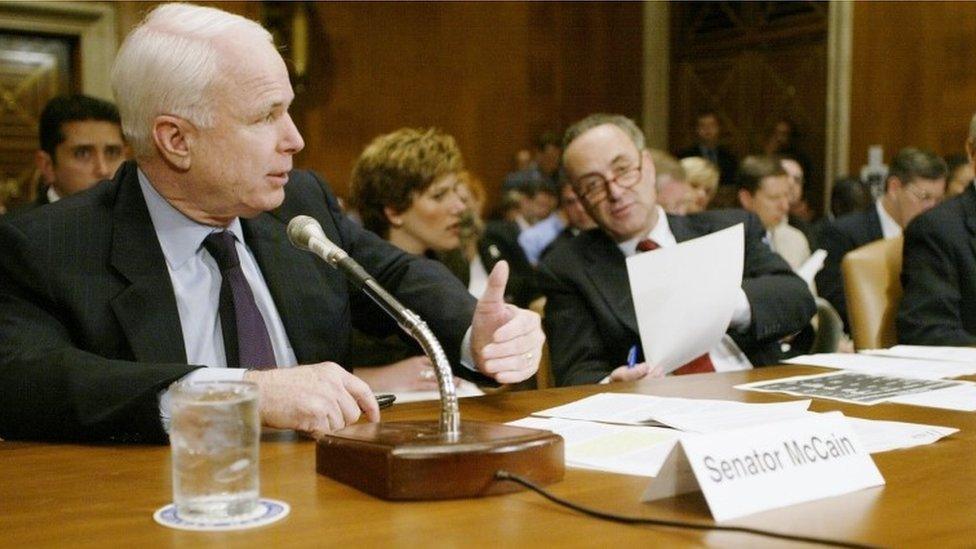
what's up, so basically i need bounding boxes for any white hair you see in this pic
[970,112,976,142]
[110,3,273,158]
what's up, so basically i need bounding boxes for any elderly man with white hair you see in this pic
[0,3,543,443]
[898,113,976,345]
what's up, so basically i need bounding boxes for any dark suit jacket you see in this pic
[538,210,815,386]
[479,220,540,308]
[0,162,477,443]
[677,144,738,186]
[814,207,883,331]
[898,183,976,345]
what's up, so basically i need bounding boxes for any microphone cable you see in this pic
[494,471,883,549]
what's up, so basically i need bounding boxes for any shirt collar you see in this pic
[875,198,902,239]
[47,186,61,204]
[137,168,244,269]
[617,206,675,257]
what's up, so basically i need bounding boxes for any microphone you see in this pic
[285,215,460,435]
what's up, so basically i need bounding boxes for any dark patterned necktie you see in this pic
[636,237,715,374]
[202,231,276,369]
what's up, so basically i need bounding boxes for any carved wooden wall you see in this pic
[669,1,828,214]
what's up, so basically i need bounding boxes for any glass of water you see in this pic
[169,381,260,523]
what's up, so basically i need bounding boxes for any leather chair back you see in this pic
[529,297,553,389]
[841,236,903,350]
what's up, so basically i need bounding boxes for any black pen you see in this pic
[376,393,396,410]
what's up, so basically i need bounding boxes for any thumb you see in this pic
[478,260,510,308]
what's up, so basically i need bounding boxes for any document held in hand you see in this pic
[626,224,744,373]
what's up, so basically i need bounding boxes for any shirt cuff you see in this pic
[729,288,753,332]
[158,367,248,432]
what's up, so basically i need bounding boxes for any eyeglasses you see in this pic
[573,153,644,204]
[904,183,940,203]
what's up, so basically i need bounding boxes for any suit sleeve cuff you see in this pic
[158,367,248,432]
[460,326,477,372]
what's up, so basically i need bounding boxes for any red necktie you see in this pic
[636,237,715,375]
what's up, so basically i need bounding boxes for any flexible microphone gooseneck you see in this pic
[287,215,460,436]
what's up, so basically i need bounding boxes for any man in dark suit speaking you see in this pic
[0,4,543,443]
[538,114,814,386]
[898,114,976,345]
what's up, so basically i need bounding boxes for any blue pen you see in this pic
[626,345,638,368]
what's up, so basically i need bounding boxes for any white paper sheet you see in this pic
[508,416,680,477]
[841,415,958,453]
[532,392,811,433]
[626,224,744,373]
[392,379,484,404]
[861,345,976,364]
[796,248,828,285]
[886,383,976,411]
[736,371,963,405]
[784,353,976,379]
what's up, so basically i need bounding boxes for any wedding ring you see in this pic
[420,369,436,381]
[524,352,534,364]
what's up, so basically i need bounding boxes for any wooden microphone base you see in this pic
[316,420,564,500]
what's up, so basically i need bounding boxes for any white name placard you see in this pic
[642,412,885,521]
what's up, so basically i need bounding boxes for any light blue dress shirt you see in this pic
[138,170,298,421]
[516,212,566,265]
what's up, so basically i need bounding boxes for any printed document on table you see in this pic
[626,223,743,373]
[784,353,976,379]
[861,345,976,364]
[886,383,976,411]
[840,415,958,453]
[508,416,680,477]
[532,392,811,433]
[737,371,964,405]
[393,379,484,404]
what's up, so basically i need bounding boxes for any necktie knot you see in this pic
[636,238,660,253]
[203,231,240,271]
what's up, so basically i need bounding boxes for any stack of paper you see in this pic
[861,345,976,364]
[532,392,812,433]
[785,353,976,379]
[513,393,958,477]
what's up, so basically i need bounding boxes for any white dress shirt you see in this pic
[876,198,902,239]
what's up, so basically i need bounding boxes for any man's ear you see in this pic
[34,150,56,185]
[737,188,753,210]
[383,205,403,228]
[151,115,194,171]
[886,175,903,196]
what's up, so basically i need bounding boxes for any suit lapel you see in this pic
[961,185,976,260]
[581,231,640,334]
[243,212,343,363]
[866,208,883,241]
[108,163,187,364]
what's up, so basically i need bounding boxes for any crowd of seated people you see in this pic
[5,78,975,410]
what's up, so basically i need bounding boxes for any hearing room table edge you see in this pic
[2,365,974,548]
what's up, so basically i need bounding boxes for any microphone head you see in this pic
[287,215,326,250]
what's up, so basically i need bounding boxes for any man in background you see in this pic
[737,155,811,271]
[31,94,126,208]
[817,147,946,330]
[677,110,738,186]
[539,113,813,386]
[899,114,976,345]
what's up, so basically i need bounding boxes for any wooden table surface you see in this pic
[3,365,975,548]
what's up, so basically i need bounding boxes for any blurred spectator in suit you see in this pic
[817,147,947,331]
[650,150,690,215]
[899,115,976,345]
[680,156,720,214]
[517,180,597,265]
[945,153,974,198]
[677,110,738,187]
[781,156,817,245]
[737,155,811,271]
[17,95,126,213]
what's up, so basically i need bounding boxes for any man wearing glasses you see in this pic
[898,115,976,345]
[537,113,814,386]
[816,147,946,332]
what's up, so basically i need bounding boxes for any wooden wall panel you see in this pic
[849,2,976,171]
[295,2,642,206]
